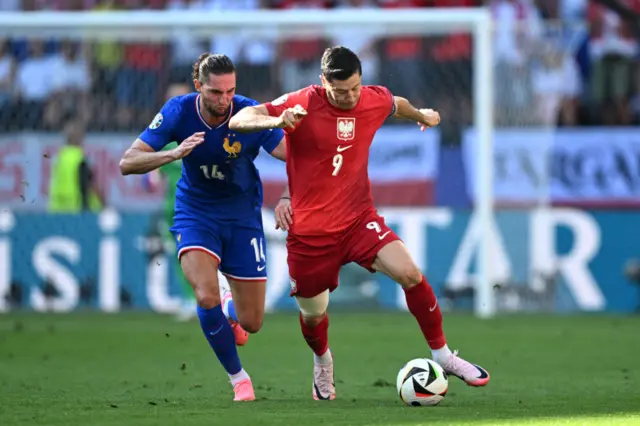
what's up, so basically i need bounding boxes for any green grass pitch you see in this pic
[1,312,639,425]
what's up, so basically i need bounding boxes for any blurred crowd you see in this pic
[0,0,639,143]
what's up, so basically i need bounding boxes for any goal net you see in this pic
[1,8,590,317]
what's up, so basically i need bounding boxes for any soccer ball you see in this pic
[397,358,448,406]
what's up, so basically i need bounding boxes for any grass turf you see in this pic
[1,312,639,425]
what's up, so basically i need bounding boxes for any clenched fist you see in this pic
[277,104,307,129]
[417,109,440,131]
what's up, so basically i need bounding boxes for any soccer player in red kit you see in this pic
[229,46,490,400]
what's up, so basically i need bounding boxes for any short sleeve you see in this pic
[263,87,312,119]
[139,98,182,151]
[259,128,285,154]
[367,85,396,118]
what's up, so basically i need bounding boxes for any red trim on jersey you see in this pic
[222,273,267,283]
[177,246,221,264]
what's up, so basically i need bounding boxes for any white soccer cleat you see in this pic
[438,350,490,387]
[312,350,336,401]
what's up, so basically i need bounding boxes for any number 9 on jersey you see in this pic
[332,154,343,176]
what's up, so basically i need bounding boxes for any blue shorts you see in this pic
[171,218,268,282]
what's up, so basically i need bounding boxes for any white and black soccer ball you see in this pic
[397,358,448,406]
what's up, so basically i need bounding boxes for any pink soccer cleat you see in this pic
[221,287,249,346]
[233,378,256,402]
[229,320,249,346]
[438,350,490,387]
[312,352,336,401]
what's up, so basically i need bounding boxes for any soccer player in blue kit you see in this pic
[119,53,287,401]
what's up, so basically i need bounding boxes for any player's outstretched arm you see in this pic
[229,105,307,133]
[229,105,281,133]
[392,96,440,131]
[119,133,204,175]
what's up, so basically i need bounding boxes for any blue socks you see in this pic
[196,305,242,375]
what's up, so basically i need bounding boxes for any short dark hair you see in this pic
[321,46,362,82]
[192,53,236,83]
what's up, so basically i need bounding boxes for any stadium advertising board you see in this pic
[463,128,640,208]
[0,126,439,210]
[0,208,637,314]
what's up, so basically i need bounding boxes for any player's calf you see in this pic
[295,291,335,400]
[224,277,267,335]
[236,310,263,334]
[220,280,249,346]
[181,250,254,399]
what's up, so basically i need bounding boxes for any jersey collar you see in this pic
[195,94,233,130]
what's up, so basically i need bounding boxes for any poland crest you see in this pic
[337,118,356,141]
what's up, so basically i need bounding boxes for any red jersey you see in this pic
[264,85,395,236]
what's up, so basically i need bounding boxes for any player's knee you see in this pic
[397,264,423,289]
[193,284,221,309]
[296,290,329,326]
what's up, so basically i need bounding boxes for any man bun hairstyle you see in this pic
[192,53,236,83]
[321,46,362,82]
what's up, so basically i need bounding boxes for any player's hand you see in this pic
[172,132,205,159]
[274,197,293,231]
[418,109,440,131]
[277,105,307,129]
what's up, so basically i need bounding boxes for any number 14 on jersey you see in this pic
[200,165,225,180]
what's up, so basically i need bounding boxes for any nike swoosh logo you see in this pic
[474,365,490,379]
[336,145,353,152]
[429,301,438,312]
[378,231,391,240]
[257,265,266,271]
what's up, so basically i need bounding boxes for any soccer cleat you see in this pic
[438,350,490,387]
[220,279,249,346]
[229,320,249,346]
[232,378,256,402]
[312,352,336,401]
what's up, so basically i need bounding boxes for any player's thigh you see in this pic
[173,227,223,306]
[219,221,268,282]
[226,277,266,333]
[287,234,341,299]
[343,209,402,272]
[295,289,330,320]
[220,222,268,332]
[370,240,422,289]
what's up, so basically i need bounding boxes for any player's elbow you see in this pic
[393,96,408,117]
[119,159,130,176]
[229,107,263,133]
[228,114,244,131]
[119,152,134,176]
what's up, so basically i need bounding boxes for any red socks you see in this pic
[299,277,444,354]
[404,275,447,349]
[299,312,329,356]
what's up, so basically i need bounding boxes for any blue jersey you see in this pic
[138,93,284,281]
[139,93,284,223]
